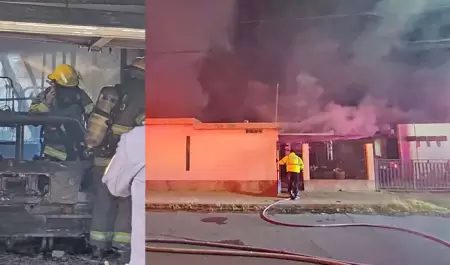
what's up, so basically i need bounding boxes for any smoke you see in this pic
[146,0,236,118]
[147,0,450,136]
[277,0,450,136]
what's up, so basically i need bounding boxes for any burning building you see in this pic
[146,118,378,195]
[146,0,450,192]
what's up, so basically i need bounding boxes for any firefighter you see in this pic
[29,64,93,161]
[86,57,145,264]
[279,144,304,200]
[102,126,145,265]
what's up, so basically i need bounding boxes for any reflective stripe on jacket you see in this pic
[43,145,67,161]
[29,88,51,113]
[279,152,304,173]
[110,111,145,136]
[111,123,133,135]
[29,102,50,112]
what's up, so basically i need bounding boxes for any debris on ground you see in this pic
[0,252,96,265]
[146,191,450,216]
[52,250,66,259]
[147,198,450,216]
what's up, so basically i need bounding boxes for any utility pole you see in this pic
[274,83,279,123]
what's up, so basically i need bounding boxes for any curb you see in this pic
[147,203,269,213]
[146,202,450,216]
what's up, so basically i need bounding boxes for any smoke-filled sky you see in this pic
[146,0,235,118]
[147,0,450,136]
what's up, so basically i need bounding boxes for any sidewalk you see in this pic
[146,191,450,216]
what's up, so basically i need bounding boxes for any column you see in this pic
[302,143,310,181]
[365,143,375,181]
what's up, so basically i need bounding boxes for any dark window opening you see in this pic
[185,136,190,171]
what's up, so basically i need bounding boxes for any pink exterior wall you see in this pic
[146,118,279,195]
[397,123,450,161]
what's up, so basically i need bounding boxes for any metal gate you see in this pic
[375,159,450,191]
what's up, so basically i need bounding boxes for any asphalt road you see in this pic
[1,211,449,264]
[146,211,450,265]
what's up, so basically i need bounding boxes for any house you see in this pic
[397,123,449,161]
[146,118,377,195]
[372,123,450,191]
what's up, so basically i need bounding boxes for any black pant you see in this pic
[89,166,132,262]
[287,172,301,198]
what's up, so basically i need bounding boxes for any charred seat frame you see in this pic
[0,112,93,245]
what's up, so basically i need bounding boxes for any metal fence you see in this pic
[375,159,450,191]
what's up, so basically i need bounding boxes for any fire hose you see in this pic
[146,198,450,264]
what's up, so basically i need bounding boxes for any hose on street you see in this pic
[146,238,364,265]
[146,198,450,264]
[146,244,352,265]
[261,199,450,249]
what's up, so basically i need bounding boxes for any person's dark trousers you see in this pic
[89,165,132,263]
[111,196,132,264]
[300,171,304,191]
[90,165,115,252]
[287,171,301,199]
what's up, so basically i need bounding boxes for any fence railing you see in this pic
[375,159,450,191]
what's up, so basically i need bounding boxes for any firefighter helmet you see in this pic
[48,64,80,87]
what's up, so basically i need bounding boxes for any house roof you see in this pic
[145,118,279,130]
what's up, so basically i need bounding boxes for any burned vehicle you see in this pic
[0,111,92,251]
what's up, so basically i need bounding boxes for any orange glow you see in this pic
[145,118,279,194]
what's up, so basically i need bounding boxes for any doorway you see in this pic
[277,141,304,195]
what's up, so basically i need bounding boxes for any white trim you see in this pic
[0,20,145,40]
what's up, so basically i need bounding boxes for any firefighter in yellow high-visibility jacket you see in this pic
[279,145,304,200]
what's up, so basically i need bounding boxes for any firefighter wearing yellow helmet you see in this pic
[29,64,94,161]
[87,57,145,264]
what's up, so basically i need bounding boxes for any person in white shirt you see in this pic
[102,126,145,265]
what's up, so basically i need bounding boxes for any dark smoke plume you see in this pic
[146,0,235,118]
[148,0,450,137]
[276,0,436,136]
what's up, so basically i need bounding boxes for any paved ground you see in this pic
[147,191,401,205]
[146,191,450,215]
[146,211,450,265]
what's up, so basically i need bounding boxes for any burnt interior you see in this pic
[0,174,50,196]
[309,141,367,179]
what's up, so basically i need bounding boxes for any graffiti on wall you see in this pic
[0,42,127,142]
